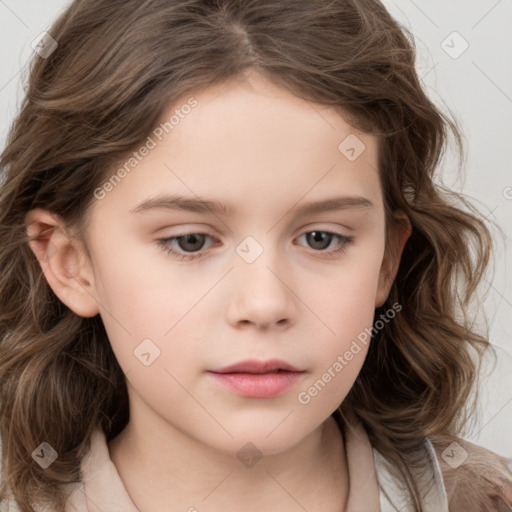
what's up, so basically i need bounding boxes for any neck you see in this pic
[108,413,349,512]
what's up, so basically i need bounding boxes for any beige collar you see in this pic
[342,412,381,511]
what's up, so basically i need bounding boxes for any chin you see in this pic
[202,426,308,459]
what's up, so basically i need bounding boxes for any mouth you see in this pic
[207,359,304,398]
[210,358,302,374]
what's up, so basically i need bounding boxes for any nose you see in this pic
[225,245,296,330]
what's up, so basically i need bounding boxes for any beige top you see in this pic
[1,414,450,511]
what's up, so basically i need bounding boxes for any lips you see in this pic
[210,359,302,374]
[208,359,304,398]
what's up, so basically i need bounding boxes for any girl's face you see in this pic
[33,73,409,456]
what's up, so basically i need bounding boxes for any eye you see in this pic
[155,232,215,261]
[295,230,354,257]
[155,230,354,261]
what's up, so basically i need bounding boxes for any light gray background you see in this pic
[1,0,511,456]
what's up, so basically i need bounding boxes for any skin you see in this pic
[25,72,411,512]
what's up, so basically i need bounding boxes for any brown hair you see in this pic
[0,0,499,510]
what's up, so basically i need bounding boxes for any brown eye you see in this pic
[304,231,335,251]
[297,230,353,252]
[174,233,207,252]
[155,232,215,261]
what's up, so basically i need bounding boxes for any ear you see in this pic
[375,211,412,308]
[24,208,100,317]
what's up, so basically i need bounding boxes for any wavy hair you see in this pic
[0,0,498,510]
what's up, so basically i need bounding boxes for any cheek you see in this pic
[308,247,384,342]
[95,276,208,378]
[297,245,384,401]
[88,241,210,377]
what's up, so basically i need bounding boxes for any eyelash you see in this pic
[155,230,354,261]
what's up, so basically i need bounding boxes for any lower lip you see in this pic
[208,371,304,398]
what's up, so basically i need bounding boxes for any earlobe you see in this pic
[375,213,412,308]
[25,208,100,318]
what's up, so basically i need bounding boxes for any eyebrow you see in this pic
[129,194,374,217]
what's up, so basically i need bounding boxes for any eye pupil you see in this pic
[178,234,206,252]
[306,231,332,250]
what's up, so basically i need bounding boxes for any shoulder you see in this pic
[431,436,512,511]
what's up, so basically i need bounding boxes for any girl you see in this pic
[1,0,511,511]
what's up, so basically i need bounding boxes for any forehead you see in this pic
[89,74,383,224]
